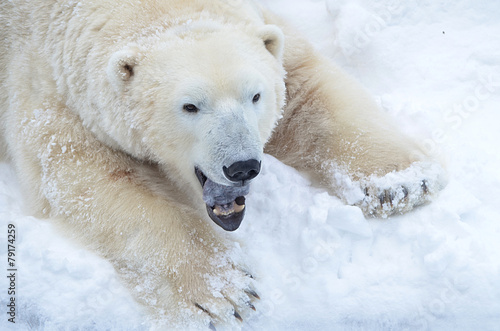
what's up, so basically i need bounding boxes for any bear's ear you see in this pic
[107,47,139,91]
[257,25,284,61]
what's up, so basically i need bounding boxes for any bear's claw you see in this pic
[245,289,260,300]
[234,310,243,322]
[378,189,394,207]
[201,302,250,330]
[196,300,246,328]
[421,179,429,194]
[247,302,256,311]
[195,303,213,318]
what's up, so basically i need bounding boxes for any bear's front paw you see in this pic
[171,253,259,330]
[354,161,447,218]
[192,265,258,330]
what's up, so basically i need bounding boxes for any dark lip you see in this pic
[195,167,207,187]
[195,167,246,231]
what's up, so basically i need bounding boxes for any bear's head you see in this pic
[105,21,285,231]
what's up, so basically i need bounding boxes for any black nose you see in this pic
[223,159,261,184]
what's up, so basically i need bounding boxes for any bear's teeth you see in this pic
[233,202,245,213]
[213,201,245,216]
[213,205,231,216]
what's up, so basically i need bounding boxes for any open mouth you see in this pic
[195,168,249,231]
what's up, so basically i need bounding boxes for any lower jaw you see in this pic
[206,204,245,231]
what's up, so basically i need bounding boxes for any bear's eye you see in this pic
[252,93,261,104]
[183,104,199,113]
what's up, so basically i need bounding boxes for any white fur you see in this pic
[0,0,445,328]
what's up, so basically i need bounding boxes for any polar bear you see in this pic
[0,0,445,329]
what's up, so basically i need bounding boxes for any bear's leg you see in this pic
[7,98,257,329]
[264,12,446,217]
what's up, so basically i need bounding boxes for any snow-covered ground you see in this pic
[1,0,500,330]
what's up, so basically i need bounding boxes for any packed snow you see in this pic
[1,0,500,330]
